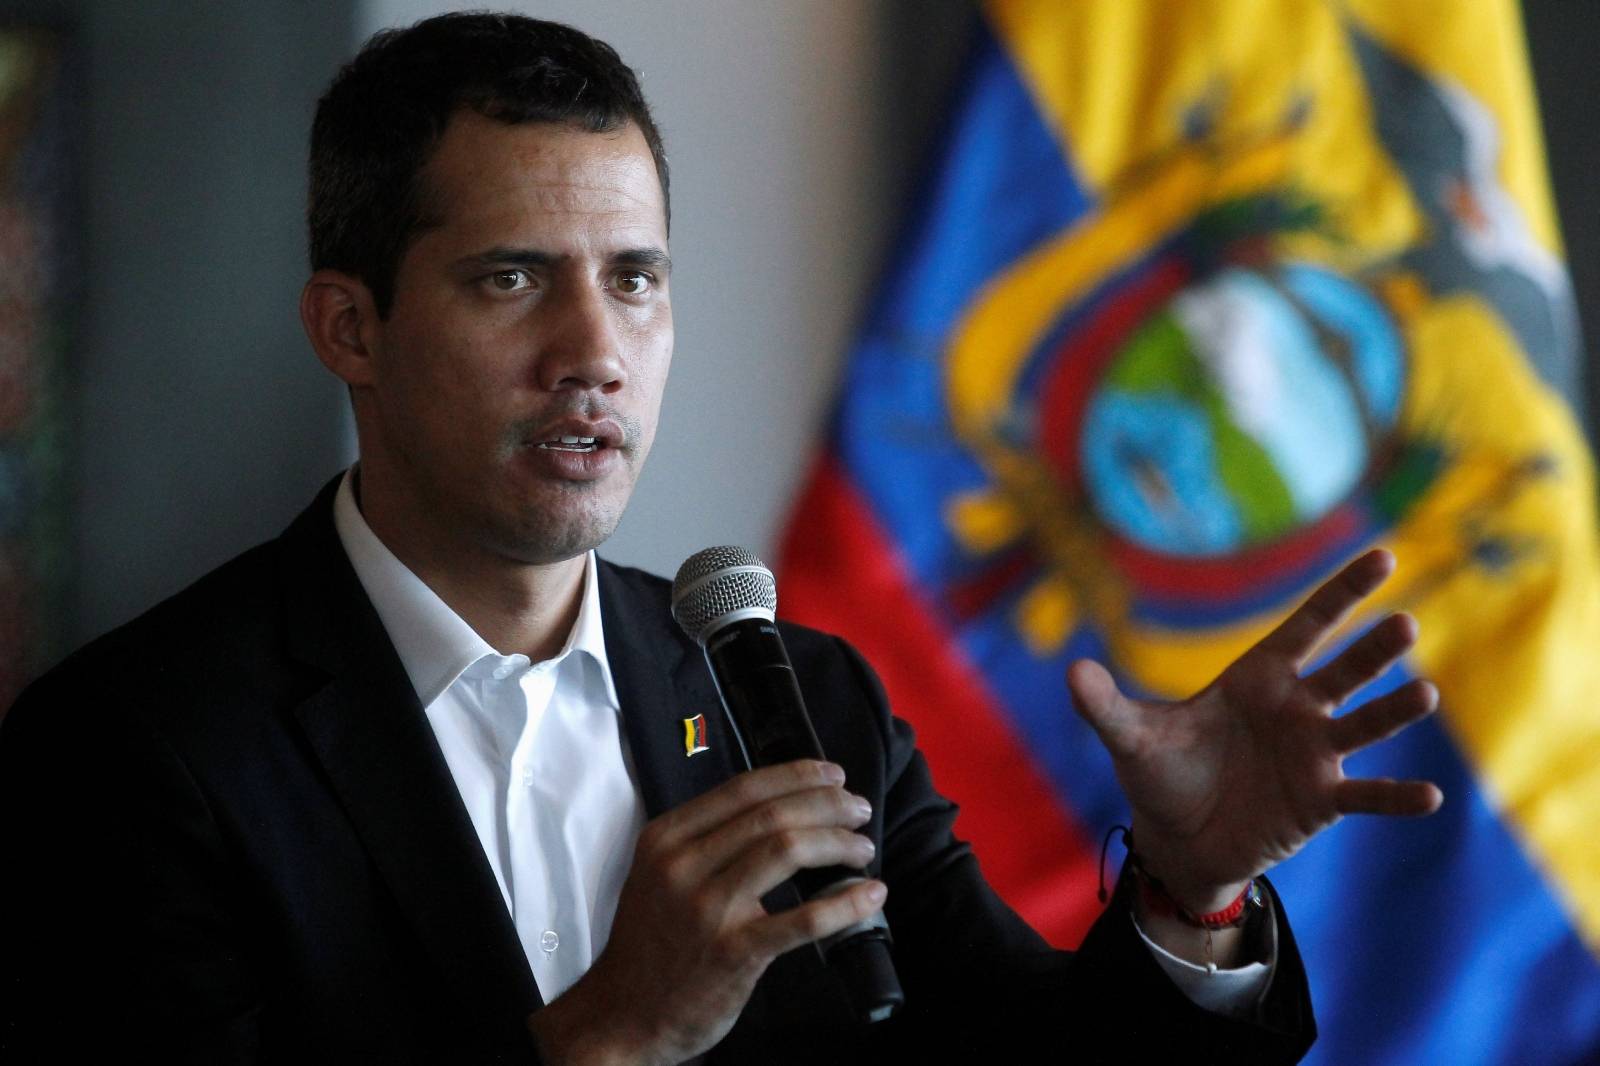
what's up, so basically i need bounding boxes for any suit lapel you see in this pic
[597,560,747,818]
[276,482,542,1047]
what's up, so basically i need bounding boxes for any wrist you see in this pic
[1131,892,1253,971]
[1118,837,1263,970]
[1124,819,1247,914]
[1132,863,1260,930]
[528,985,659,1066]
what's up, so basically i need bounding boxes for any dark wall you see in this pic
[2,0,356,653]
[1524,0,1599,439]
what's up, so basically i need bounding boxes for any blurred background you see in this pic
[1,2,1597,1063]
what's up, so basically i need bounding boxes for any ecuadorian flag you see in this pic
[778,2,1600,1061]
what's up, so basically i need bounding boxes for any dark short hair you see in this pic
[308,11,669,317]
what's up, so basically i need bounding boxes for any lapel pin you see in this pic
[682,713,710,757]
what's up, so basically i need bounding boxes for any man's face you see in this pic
[359,112,672,567]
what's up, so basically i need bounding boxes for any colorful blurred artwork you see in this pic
[0,28,72,713]
[781,1,1600,1062]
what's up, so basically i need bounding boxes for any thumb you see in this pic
[1067,659,1140,756]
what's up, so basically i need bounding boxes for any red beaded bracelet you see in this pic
[1134,865,1260,929]
[1097,825,1261,930]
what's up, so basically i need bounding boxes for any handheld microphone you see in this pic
[671,546,904,1024]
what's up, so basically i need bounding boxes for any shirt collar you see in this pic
[331,467,619,712]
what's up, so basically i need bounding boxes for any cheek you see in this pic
[635,354,671,435]
[379,343,510,454]
[386,323,505,401]
[634,314,672,389]
[621,310,671,406]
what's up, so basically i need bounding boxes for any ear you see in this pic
[300,269,382,387]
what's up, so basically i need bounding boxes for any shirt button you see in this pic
[520,766,534,787]
[491,663,514,681]
[540,930,559,955]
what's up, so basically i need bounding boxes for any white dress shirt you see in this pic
[331,467,1272,1015]
[332,470,644,1001]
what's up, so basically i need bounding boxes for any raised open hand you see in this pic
[1068,548,1443,910]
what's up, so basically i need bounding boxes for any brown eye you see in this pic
[615,271,651,295]
[489,270,531,292]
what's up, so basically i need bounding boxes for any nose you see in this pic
[535,282,627,395]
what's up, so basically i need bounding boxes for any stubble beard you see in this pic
[487,481,628,565]
[485,404,648,566]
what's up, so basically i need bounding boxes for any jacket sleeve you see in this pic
[0,669,267,1064]
[745,635,1317,1063]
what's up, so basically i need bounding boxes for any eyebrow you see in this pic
[456,246,672,274]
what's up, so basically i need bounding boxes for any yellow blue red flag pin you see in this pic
[682,714,709,757]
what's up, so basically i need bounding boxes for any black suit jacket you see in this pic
[0,479,1315,1063]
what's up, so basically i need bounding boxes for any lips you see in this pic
[524,418,625,453]
[517,416,627,479]
[538,435,598,452]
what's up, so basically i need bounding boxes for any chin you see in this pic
[494,509,623,567]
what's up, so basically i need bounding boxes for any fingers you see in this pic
[681,786,874,886]
[741,879,889,961]
[1256,549,1395,667]
[1334,776,1444,817]
[1328,678,1437,754]
[647,759,846,849]
[1066,658,1141,757]
[568,759,886,1064]
[717,825,877,911]
[633,756,880,937]
[1306,612,1419,706]
[632,758,879,942]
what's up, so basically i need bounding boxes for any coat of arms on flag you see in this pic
[781,2,1600,1062]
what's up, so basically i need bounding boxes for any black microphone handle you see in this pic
[701,617,905,1023]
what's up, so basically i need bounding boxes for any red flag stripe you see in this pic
[778,452,1103,946]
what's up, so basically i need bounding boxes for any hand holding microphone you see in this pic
[670,547,904,1024]
[527,548,899,1066]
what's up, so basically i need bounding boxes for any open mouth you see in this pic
[536,435,600,453]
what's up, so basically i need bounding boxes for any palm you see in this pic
[1069,549,1442,898]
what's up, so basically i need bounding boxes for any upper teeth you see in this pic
[559,436,595,444]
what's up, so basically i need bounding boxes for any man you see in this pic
[0,13,1442,1064]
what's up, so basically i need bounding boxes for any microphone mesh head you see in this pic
[672,546,777,644]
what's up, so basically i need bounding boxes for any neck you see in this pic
[353,467,588,662]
